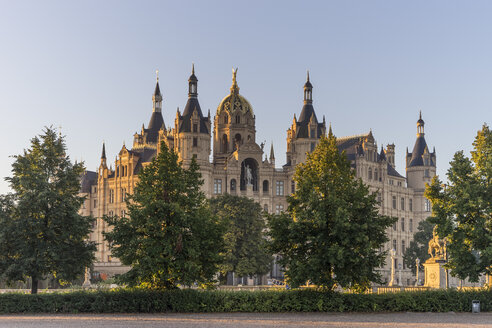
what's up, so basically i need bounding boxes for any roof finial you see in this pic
[156,69,159,82]
[419,110,422,120]
[192,63,195,75]
[307,70,310,82]
[231,67,239,92]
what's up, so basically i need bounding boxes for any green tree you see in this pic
[209,194,271,283]
[268,132,396,290]
[403,218,434,274]
[0,128,96,294]
[425,124,492,282]
[104,142,223,289]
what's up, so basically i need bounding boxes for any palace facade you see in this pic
[80,67,436,286]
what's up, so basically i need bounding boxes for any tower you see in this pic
[286,71,326,167]
[173,64,211,167]
[406,112,436,189]
[213,68,256,162]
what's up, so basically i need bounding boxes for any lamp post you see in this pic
[388,249,396,286]
[415,258,420,286]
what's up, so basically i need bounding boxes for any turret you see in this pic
[174,64,211,166]
[152,70,162,113]
[406,112,436,189]
[285,71,326,166]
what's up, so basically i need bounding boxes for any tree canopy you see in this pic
[268,132,396,290]
[0,128,96,293]
[104,142,223,289]
[209,194,271,283]
[403,218,434,274]
[425,124,492,282]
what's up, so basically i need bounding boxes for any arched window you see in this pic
[393,239,397,252]
[368,168,372,180]
[374,169,378,181]
[234,134,242,149]
[230,179,236,192]
[223,115,228,124]
[235,115,240,124]
[222,134,228,153]
[263,180,269,193]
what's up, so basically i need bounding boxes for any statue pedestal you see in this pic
[246,184,253,197]
[423,258,446,289]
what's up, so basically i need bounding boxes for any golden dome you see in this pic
[216,68,254,116]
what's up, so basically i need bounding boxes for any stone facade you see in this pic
[79,68,436,286]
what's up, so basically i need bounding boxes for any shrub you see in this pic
[0,288,489,313]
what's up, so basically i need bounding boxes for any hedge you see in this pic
[0,289,489,313]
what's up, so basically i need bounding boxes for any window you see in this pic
[389,179,394,185]
[377,192,382,204]
[392,196,397,209]
[109,189,114,203]
[401,240,405,254]
[263,204,268,212]
[310,128,315,138]
[276,181,284,196]
[409,199,413,212]
[93,199,97,208]
[223,115,228,124]
[263,180,269,193]
[397,181,402,187]
[291,180,295,194]
[193,123,198,133]
[393,222,397,231]
[393,239,397,252]
[108,210,114,217]
[425,199,431,212]
[401,218,405,231]
[374,169,378,181]
[368,168,372,180]
[310,142,315,152]
[235,115,240,124]
[401,197,405,210]
[214,179,222,194]
[121,210,126,217]
[275,204,284,214]
[193,137,198,147]
[424,169,430,178]
[409,219,413,232]
[230,179,236,192]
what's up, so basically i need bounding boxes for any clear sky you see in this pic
[0,0,491,194]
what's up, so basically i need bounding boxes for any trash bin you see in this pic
[472,300,480,313]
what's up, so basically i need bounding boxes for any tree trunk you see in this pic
[31,276,38,294]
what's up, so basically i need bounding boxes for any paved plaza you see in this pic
[0,313,490,328]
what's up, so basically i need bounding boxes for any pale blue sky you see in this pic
[0,1,491,194]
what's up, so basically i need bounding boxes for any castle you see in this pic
[80,66,436,286]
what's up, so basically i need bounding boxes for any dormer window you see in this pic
[193,123,198,133]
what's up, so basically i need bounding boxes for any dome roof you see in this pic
[217,92,253,116]
[216,68,254,116]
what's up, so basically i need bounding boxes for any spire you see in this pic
[100,142,107,168]
[188,63,198,98]
[230,67,239,93]
[328,122,333,137]
[269,142,275,165]
[101,142,106,160]
[153,70,163,113]
[379,145,386,161]
[417,110,425,135]
[303,70,313,104]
